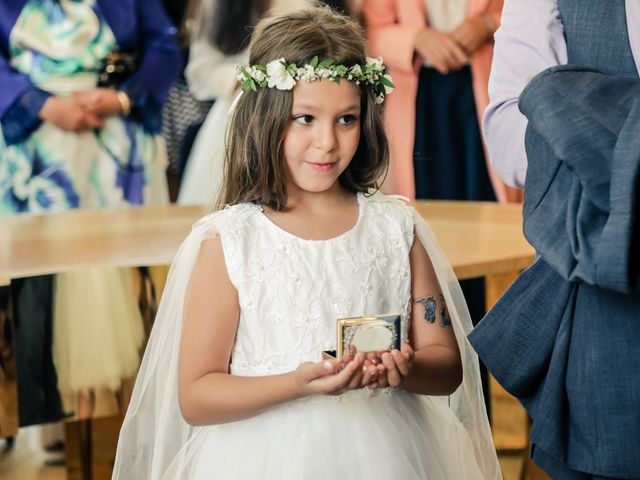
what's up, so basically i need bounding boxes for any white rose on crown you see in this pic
[266,58,296,90]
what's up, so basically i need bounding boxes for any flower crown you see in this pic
[236,56,394,104]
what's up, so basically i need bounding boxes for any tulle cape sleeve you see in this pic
[112,212,223,479]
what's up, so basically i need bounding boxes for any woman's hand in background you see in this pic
[451,16,494,55]
[73,88,123,117]
[39,96,104,132]
[415,27,468,75]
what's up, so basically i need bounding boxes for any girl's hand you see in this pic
[295,352,374,396]
[415,28,468,75]
[451,16,493,55]
[370,343,415,388]
[342,351,380,389]
[39,96,104,132]
[73,88,123,117]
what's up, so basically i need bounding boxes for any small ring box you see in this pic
[322,313,402,361]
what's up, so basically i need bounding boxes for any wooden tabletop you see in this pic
[413,201,535,279]
[0,201,534,281]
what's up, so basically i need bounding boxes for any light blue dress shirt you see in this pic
[482,0,640,187]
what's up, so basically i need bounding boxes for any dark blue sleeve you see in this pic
[0,47,50,145]
[519,66,640,294]
[119,0,183,134]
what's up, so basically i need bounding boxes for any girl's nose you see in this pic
[314,122,338,151]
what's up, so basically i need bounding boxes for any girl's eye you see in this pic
[338,115,358,125]
[293,115,314,125]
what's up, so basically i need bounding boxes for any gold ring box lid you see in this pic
[323,313,402,361]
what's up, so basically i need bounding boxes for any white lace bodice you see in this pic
[210,193,415,376]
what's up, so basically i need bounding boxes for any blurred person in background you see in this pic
[161,0,214,202]
[364,0,520,204]
[0,0,181,423]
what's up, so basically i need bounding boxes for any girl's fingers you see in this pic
[331,353,365,391]
[347,370,363,390]
[361,363,377,387]
[345,355,366,390]
[381,352,402,386]
[304,360,337,381]
[363,359,380,382]
[311,360,356,393]
[365,352,380,365]
[391,350,411,377]
[341,352,355,365]
[401,343,415,364]
[374,359,389,388]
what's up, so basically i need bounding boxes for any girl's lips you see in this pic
[308,162,337,172]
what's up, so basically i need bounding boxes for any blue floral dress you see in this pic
[0,0,166,214]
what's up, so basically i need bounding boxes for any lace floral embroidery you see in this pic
[220,195,415,376]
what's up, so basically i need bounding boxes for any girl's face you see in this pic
[282,79,361,196]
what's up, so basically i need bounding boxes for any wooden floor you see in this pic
[0,377,550,480]
[490,378,549,480]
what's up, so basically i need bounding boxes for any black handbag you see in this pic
[97,50,139,87]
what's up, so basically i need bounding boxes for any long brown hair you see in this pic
[219,6,389,210]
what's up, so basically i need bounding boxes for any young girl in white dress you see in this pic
[113,6,501,479]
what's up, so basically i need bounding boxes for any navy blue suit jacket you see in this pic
[469,65,640,478]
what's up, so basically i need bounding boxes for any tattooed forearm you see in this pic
[416,297,437,324]
[416,295,451,328]
[439,294,452,328]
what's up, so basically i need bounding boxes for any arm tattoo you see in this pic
[416,297,437,324]
[416,295,452,328]
[439,294,452,328]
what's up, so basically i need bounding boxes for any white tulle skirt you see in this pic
[53,267,144,395]
[165,389,484,479]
